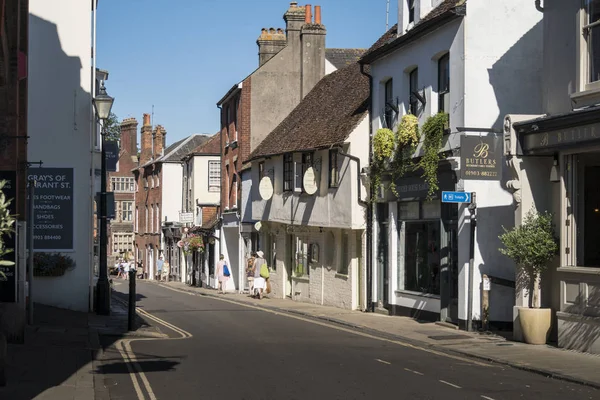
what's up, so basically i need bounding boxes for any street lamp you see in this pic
[93,81,114,316]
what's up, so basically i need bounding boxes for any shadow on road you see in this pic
[97,360,180,374]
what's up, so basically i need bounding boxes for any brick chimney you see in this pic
[284,1,306,51]
[257,27,287,67]
[119,118,138,157]
[140,113,153,165]
[153,125,166,158]
[300,4,326,98]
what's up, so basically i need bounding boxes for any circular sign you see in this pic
[254,221,262,232]
[303,167,318,195]
[177,240,184,248]
[259,176,274,200]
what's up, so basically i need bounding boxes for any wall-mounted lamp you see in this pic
[550,155,560,182]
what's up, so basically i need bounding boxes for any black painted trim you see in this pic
[513,106,600,134]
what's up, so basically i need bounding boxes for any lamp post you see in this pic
[93,81,115,315]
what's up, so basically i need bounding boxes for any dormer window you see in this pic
[408,0,415,24]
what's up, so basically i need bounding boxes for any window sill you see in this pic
[292,276,309,283]
[335,272,349,280]
[570,86,600,107]
[557,266,600,275]
[395,290,441,299]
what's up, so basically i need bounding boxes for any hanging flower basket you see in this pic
[34,253,76,277]
[182,234,205,255]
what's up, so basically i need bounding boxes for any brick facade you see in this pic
[107,118,138,266]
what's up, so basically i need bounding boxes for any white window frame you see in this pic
[208,160,221,192]
[135,206,139,231]
[145,206,149,233]
[149,204,154,233]
[196,206,203,227]
[155,204,160,233]
[578,2,600,94]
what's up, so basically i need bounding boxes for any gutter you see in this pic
[360,63,375,313]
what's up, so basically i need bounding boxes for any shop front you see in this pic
[513,107,600,353]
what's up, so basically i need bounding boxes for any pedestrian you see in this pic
[252,250,268,299]
[216,254,230,294]
[246,252,256,295]
[123,260,130,280]
[156,255,164,281]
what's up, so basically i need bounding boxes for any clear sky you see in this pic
[97,0,398,144]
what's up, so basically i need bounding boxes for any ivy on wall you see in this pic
[417,112,448,200]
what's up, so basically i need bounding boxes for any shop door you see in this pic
[441,204,459,324]
[377,204,390,307]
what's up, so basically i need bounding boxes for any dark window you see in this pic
[329,149,339,188]
[438,53,450,114]
[586,0,600,83]
[258,161,265,181]
[283,153,293,192]
[408,0,415,24]
[224,106,230,140]
[301,152,313,192]
[384,79,394,129]
[233,98,238,140]
[409,68,419,115]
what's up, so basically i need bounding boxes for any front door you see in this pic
[377,203,390,307]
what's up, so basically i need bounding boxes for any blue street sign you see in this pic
[442,191,472,203]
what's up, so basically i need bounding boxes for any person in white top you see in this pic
[123,261,130,280]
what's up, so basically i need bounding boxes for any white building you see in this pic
[179,134,221,287]
[28,0,105,311]
[503,0,600,353]
[359,0,543,328]
[247,63,370,309]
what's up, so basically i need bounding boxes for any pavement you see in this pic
[106,281,598,399]
[154,280,600,391]
[0,289,163,400]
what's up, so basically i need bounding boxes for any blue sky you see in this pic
[97,0,398,144]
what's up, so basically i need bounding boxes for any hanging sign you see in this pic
[461,136,503,181]
[302,167,318,195]
[259,176,274,200]
[104,141,119,172]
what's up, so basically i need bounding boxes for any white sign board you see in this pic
[483,276,491,291]
[303,167,318,195]
[259,176,274,200]
[179,212,194,224]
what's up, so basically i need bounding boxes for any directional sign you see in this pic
[442,191,472,203]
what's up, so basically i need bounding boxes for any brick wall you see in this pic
[240,77,252,163]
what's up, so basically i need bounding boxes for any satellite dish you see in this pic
[303,167,318,195]
[259,176,274,200]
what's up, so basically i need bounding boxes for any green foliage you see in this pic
[373,128,395,162]
[397,114,420,147]
[0,180,15,284]
[182,234,204,255]
[34,253,76,277]
[104,112,121,142]
[417,113,447,200]
[499,210,558,308]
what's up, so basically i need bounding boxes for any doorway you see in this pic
[441,203,459,324]
[285,234,293,298]
[377,203,390,307]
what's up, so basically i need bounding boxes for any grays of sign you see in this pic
[461,136,503,181]
[0,171,17,302]
[28,168,74,251]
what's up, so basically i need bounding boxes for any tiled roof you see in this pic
[325,48,367,70]
[247,62,369,161]
[161,134,211,162]
[191,133,220,155]
[360,0,466,63]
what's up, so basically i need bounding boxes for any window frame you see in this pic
[438,53,450,114]
[583,1,600,89]
[208,160,221,192]
[407,0,415,24]
[409,68,419,115]
[258,161,265,181]
[301,152,313,193]
[121,201,133,222]
[283,153,294,192]
[338,231,350,275]
[329,149,339,188]
[384,79,394,129]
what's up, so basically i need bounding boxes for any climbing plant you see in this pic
[417,112,448,200]
[389,115,420,197]
[371,128,395,196]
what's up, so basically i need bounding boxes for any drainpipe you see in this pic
[535,0,543,12]
[336,148,368,208]
[217,104,223,262]
[360,63,374,313]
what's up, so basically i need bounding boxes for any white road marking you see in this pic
[404,368,424,376]
[439,380,462,389]
[112,296,193,400]
[481,396,496,400]
[375,359,391,365]
[155,282,492,367]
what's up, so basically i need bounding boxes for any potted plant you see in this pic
[499,209,558,345]
[33,252,76,277]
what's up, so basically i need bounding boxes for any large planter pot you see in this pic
[518,307,552,345]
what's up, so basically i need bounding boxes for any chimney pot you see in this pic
[315,5,321,25]
[269,27,275,34]
[277,28,284,34]
[305,4,312,24]
[143,113,151,126]
[290,1,297,6]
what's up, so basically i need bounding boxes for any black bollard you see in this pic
[128,269,136,331]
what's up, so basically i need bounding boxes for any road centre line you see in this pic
[155,283,492,368]
[439,380,462,389]
[404,368,424,376]
[376,359,391,365]
[480,396,496,400]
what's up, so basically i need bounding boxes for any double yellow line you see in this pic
[115,304,193,400]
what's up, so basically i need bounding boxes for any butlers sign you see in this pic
[460,136,503,181]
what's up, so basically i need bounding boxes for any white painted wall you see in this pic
[192,155,220,205]
[252,118,368,230]
[28,0,94,312]
[161,163,183,224]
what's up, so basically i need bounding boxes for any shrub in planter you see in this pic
[34,253,76,277]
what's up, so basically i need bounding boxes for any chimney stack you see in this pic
[119,118,138,157]
[257,25,287,67]
[153,125,166,158]
[140,113,153,165]
[300,5,326,98]
[284,1,305,49]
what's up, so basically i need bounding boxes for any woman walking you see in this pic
[216,254,230,294]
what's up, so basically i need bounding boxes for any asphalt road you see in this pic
[101,281,598,400]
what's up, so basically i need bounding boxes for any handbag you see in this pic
[223,264,230,277]
[260,263,270,279]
